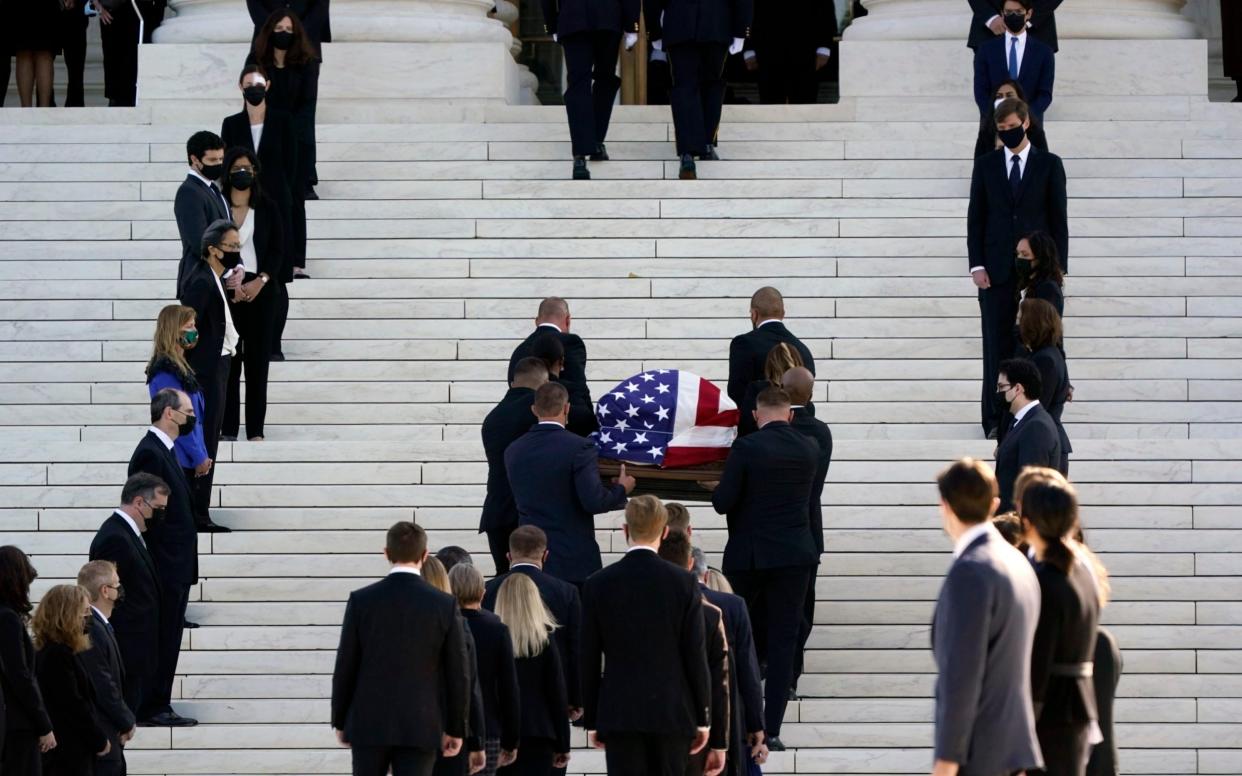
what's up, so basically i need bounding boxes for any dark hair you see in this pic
[1020,476,1079,573]
[435,546,472,572]
[122,472,170,505]
[937,458,998,524]
[238,63,269,87]
[993,78,1029,103]
[150,387,184,423]
[0,546,37,618]
[755,385,792,410]
[992,512,1024,547]
[994,97,1029,127]
[657,530,692,569]
[999,358,1042,402]
[664,502,690,534]
[508,525,548,558]
[513,356,550,386]
[186,131,225,165]
[1005,0,1034,9]
[537,296,569,321]
[253,8,318,67]
[386,521,427,564]
[221,146,265,203]
[201,218,239,260]
[533,382,569,417]
[531,332,565,375]
[1019,298,1062,352]
[1021,231,1064,290]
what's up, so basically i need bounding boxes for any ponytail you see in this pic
[1020,475,1079,574]
[1042,535,1074,574]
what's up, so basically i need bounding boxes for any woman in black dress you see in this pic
[0,545,55,775]
[7,0,59,106]
[1018,298,1071,474]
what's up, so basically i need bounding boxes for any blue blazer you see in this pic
[504,424,628,583]
[147,369,209,470]
[974,33,1054,119]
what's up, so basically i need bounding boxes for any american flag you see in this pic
[593,370,739,469]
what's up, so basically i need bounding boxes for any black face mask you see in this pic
[1004,12,1027,33]
[176,412,197,437]
[149,506,166,524]
[997,125,1027,150]
[229,170,255,191]
[995,389,1012,411]
[243,86,266,106]
[83,616,92,634]
[199,162,224,181]
[271,30,295,50]
[1015,257,1034,286]
[219,250,243,270]
[113,585,125,603]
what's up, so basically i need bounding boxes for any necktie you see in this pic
[1009,36,1019,79]
[210,182,228,216]
[1010,154,1022,199]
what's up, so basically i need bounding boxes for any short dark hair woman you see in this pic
[1017,231,1066,317]
[0,546,55,773]
[1019,299,1072,474]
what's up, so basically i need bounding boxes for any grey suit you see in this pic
[932,525,1043,776]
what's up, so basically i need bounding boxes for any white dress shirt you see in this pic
[91,605,110,626]
[969,141,1033,275]
[1011,399,1041,428]
[237,209,257,274]
[1008,30,1028,76]
[388,566,422,576]
[625,545,658,554]
[537,322,562,333]
[148,425,174,450]
[537,421,565,429]
[112,508,145,542]
[755,319,782,329]
[250,123,264,152]
[953,521,996,559]
[211,269,240,356]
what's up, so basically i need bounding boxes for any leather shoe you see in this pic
[219,434,237,442]
[572,157,590,180]
[197,521,232,533]
[183,620,201,629]
[699,144,720,161]
[787,687,800,701]
[589,144,609,161]
[678,153,697,180]
[139,712,198,727]
[766,736,786,752]
[270,351,286,362]
[304,187,319,200]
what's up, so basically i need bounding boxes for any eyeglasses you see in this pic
[219,243,242,251]
[105,583,124,593]
[996,383,1014,391]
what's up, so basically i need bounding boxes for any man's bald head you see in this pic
[782,366,815,406]
[536,297,571,330]
[750,286,785,323]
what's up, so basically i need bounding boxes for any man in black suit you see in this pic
[175,132,230,295]
[710,386,819,750]
[781,367,830,697]
[932,458,1042,776]
[180,219,240,534]
[644,0,753,179]
[741,0,836,104]
[483,525,584,720]
[727,286,815,406]
[248,0,331,53]
[973,0,1055,121]
[541,0,639,180]
[994,358,1062,512]
[968,97,1067,437]
[966,0,1060,52]
[507,297,598,436]
[581,496,712,775]
[99,0,166,107]
[77,560,136,776]
[126,390,200,727]
[332,521,470,776]
[505,383,634,585]
[89,473,166,726]
[480,358,548,574]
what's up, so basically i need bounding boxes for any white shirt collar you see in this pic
[626,545,658,554]
[537,421,565,428]
[790,405,806,410]
[953,522,996,558]
[1013,399,1040,425]
[1009,139,1033,165]
[537,322,562,333]
[509,562,540,570]
[188,168,216,189]
[90,605,110,626]
[756,319,781,328]
[113,508,144,540]
[388,566,421,576]
[148,426,175,450]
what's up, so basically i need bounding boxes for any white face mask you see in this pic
[994,97,1007,109]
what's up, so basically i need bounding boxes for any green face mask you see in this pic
[180,329,199,348]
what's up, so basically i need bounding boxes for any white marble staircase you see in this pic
[1,99,1241,775]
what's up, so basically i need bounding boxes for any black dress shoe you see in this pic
[589,144,609,161]
[270,351,286,362]
[219,434,238,442]
[678,153,697,180]
[699,144,720,161]
[766,736,786,752]
[304,187,319,200]
[293,269,311,280]
[572,157,591,180]
[197,521,232,533]
[183,620,201,629]
[139,711,198,727]
[787,687,800,701]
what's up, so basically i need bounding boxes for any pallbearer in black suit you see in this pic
[727,287,815,406]
[89,474,165,726]
[542,0,639,180]
[644,0,753,179]
[709,386,819,750]
[581,496,712,775]
[966,0,1060,52]
[480,358,549,574]
[741,0,836,104]
[174,132,230,295]
[77,561,136,776]
[973,0,1055,122]
[332,522,470,776]
[993,359,1061,512]
[126,391,200,728]
[968,98,1067,437]
[507,297,598,436]
[781,367,831,697]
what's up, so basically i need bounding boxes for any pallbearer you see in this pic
[542,0,640,180]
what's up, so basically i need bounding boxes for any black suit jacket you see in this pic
[974,33,1055,119]
[994,403,1062,512]
[81,610,135,762]
[644,0,753,44]
[966,0,1060,51]
[580,549,710,736]
[332,572,469,749]
[128,431,199,585]
[461,608,521,750]
[1031,344,1071,459]
[701,596,731,752]
[504,424,628,583]
[515,640,571,752]
[90,514,162,639]
[179,260,230,381]
[702,585,763,765]
[483,564,582,708]
[748,0,835,54]
[35,643,109,761]
[222,109,297,234]
[248,0,331,47]
[0,606,52,737]
[967,147,1068,285]
[790,406,832,556]
[507,326,598,435]
[541,0,639,36]
[712,421,820,572]
[241,192,288,282]
[726,321,815,405]
[174,174,230,296]
[479,387,538,533]
[1031,560,1100,729]
[738,378,817,437]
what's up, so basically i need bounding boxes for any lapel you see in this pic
[116,513,160,583]
[1008,146,1039,206]
[91,610,123,671]
[191,173,228,219]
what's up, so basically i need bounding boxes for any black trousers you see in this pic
[561,31,622,158]
[1031,723,1090,776]
[223,278,276,439]
[2,730,42,776]
[485,525,515,575]
[667,42,728,156]
[44,747,93,775]
[272,281,289,356]
[790,564,817,691]
[113,625,158,718]
[727,564,814,736]
[192,353,229,525]
[291,193,308,269]
[979,279,1018,433]
[144,581,190,718]
[100,1,140,106]
[58,3,89,107]
[351,746,436,776]
[647,56,671,105]
[93,735,127,775]
[755,47,818,105]
[496,737,555,776]
[600,732,689,776]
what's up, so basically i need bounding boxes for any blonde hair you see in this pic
[495,573,558,659]
[704,569,734,594]
[625,495,668,543]
[422,556,450,594]
[763,342,804,385]
[449,563,485,607]
[146,304,197,381]
[76,560,117,603]
[32,584,91,653]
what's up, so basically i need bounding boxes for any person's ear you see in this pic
[622,525,630,542]
[992,497,1002,519]
[383,547,391,563]
[541,550,549,564]
[505,552,512,562]
[530,404,539,419]
[662,526,670,540]
[420,549,429,564]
